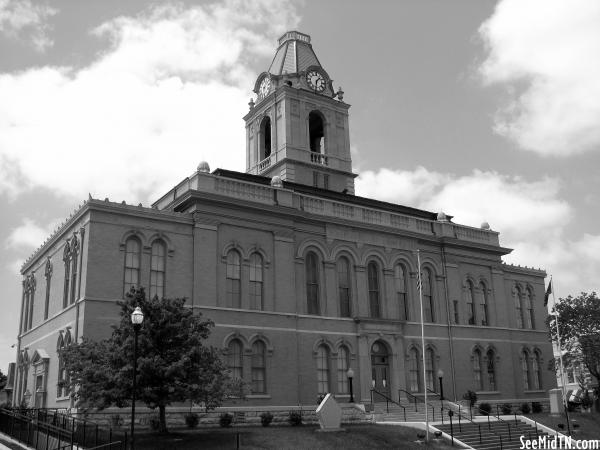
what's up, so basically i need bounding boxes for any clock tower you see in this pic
[244,31,356,193]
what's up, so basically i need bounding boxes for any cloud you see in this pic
[0,0,299,203]
[5,218,57,249]
[478,0,600,156]
[0,0,57,51]
[356,167,598,297]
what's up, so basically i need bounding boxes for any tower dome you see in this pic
[197,161,210,173]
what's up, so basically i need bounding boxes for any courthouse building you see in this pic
[11,31,554,409]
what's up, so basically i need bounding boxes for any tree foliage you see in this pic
[0,369,7,391]
[62,287,242,432]
[547,291,600,386]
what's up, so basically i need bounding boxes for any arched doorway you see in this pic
[371,340,390,401]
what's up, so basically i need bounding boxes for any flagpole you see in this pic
[417,250,429,442]
[551,276,571,435]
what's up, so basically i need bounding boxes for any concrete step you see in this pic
[434,418,553,450]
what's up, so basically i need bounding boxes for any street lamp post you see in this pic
[347,368,355,403]
[130,306,144,450]
[437,369,444,401]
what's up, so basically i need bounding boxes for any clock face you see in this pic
[306,70,326,92]
[258,77,271,99]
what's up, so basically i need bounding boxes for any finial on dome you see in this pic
[436,211,447,222]
[480,221,490,230]
[270,175,283,188]
[197,161,210,173]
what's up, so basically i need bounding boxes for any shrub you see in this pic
[581,391,594,410]
[149,415,161,431]
[462,390,478,408]
[288,411,302,426]
[479,403,492,415]
[185,412,199,428]
[501,403,512,415]
[260,412,274,427]
[219,413,233,428]
[520,402,531,414]
[531,402,543,413]
[110,414,123,427]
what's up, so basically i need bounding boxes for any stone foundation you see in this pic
[73,404,368,429]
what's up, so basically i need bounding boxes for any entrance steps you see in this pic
[434,418,551,450]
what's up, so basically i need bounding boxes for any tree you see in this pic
[62,287,243,432]
[547,292,600,387]
[0,369,7,391]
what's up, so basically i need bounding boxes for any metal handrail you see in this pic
[444,400,506,450]
[426,388,445,424]
[472,403,513,440]
[371,389,407,421]
[399,389,437,421]
[87,441,124,450]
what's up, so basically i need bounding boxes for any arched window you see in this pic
[466,281,476,325]
[514,287,524,329]
[69,236,79,305]
[533,351,542,389]
[260,116,271,160]
[57,335,70,398]
[249,253,263,310]
[395,264,408,320]
[316,345,330,395]
[309,111,325,153]
[525,288,535,329]
[20,280,27,333]
[150,240,166,299]
[408,348,420,392]
[486,349,496,391]
[337,345,350,394]
[337,257,351,317]
[44,259,52,321]
[306,252,320,315]
[422,269,434,323]
[479,282,489,326]
[63,242,71,307]
[473,349,483,390]
[367,261,381,318]
[251,340,266,394]
[227,339,243,380]
[226,250,241,308]
[522,350,530,390]
[123,237,141,297]
[425,348,435,391]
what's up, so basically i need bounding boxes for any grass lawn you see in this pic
[525,411,600,440]
[135,424,453,449]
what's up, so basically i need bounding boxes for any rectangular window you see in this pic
[323,174,329,190]
[453,300,459,324]
[409,353,419,392]
[249,254,263,310]
[317,348,329,395]
[70,256,78,305]
[337,348,349,394]
[44,278,50,321]
[251,345,266,394]
[313,171,319,187]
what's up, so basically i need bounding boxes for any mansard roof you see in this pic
[268,31,322,76]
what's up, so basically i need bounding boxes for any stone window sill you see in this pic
[247,394,271,399]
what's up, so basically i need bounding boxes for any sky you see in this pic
[1,0,599,373]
